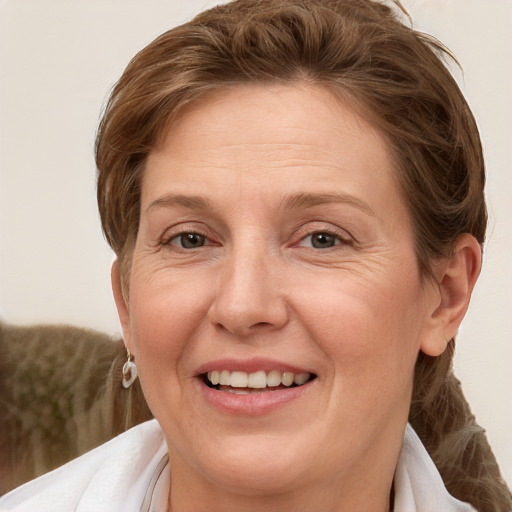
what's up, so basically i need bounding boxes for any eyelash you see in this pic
[296,228,352,249]
[161,226,352,251]
[161,227,213,250]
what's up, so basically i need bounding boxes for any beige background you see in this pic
[1,0,510,484]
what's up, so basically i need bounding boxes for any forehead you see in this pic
[151,84,385,158]
[142,83,403,218]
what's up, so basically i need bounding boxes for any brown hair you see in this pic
[96,0,511,509]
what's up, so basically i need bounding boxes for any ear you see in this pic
[420,234,482,357]
[111,259,134,353]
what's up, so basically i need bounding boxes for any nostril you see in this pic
[212,320,277,337]
[251,322,273,329]
[207,277,289,335]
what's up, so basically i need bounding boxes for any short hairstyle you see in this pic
[95,1,511,508]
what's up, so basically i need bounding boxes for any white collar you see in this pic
[394,424,475,512]
[0,420,475,512]
[142,422,476,512]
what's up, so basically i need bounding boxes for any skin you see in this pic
[112,84,481,512]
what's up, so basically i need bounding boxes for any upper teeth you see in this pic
[207,370,310,388]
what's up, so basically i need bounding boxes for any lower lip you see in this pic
[197,378,314,415]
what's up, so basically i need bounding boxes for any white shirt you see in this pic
[0,420,476,512]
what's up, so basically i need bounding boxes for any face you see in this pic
[115,84,442,500]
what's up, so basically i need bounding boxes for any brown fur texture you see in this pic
[0,320,152,495]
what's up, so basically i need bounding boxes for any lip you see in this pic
[194,358,316,416]
[196,377,315,415]
[195,357,312,375]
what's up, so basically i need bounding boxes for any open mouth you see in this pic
[202,370,317,394]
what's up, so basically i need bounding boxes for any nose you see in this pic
[207,247,289,337]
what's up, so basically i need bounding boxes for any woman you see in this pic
[1,0,510,510]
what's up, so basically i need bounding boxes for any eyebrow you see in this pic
[146,194,213,213]
[145,191,375,216]
[281,192,375,216]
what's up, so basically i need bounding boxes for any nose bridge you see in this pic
[209,237,288,336]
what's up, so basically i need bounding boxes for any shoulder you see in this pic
[0,419,167,512]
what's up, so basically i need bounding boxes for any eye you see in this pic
[298,231,343,249]
[169,232,207,249]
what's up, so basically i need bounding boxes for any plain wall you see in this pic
[1,0,511,485]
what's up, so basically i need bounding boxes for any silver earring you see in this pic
[122,350,138,389]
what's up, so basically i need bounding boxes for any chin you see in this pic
[207,454,309,496]
[176,430,315,495]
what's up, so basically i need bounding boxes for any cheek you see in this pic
[293,270,424,379]
[127,270,212,369]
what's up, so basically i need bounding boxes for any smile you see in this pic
[203,370,316,394]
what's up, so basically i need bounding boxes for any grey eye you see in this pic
[177,233,206,249]
[309,232,339,249]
